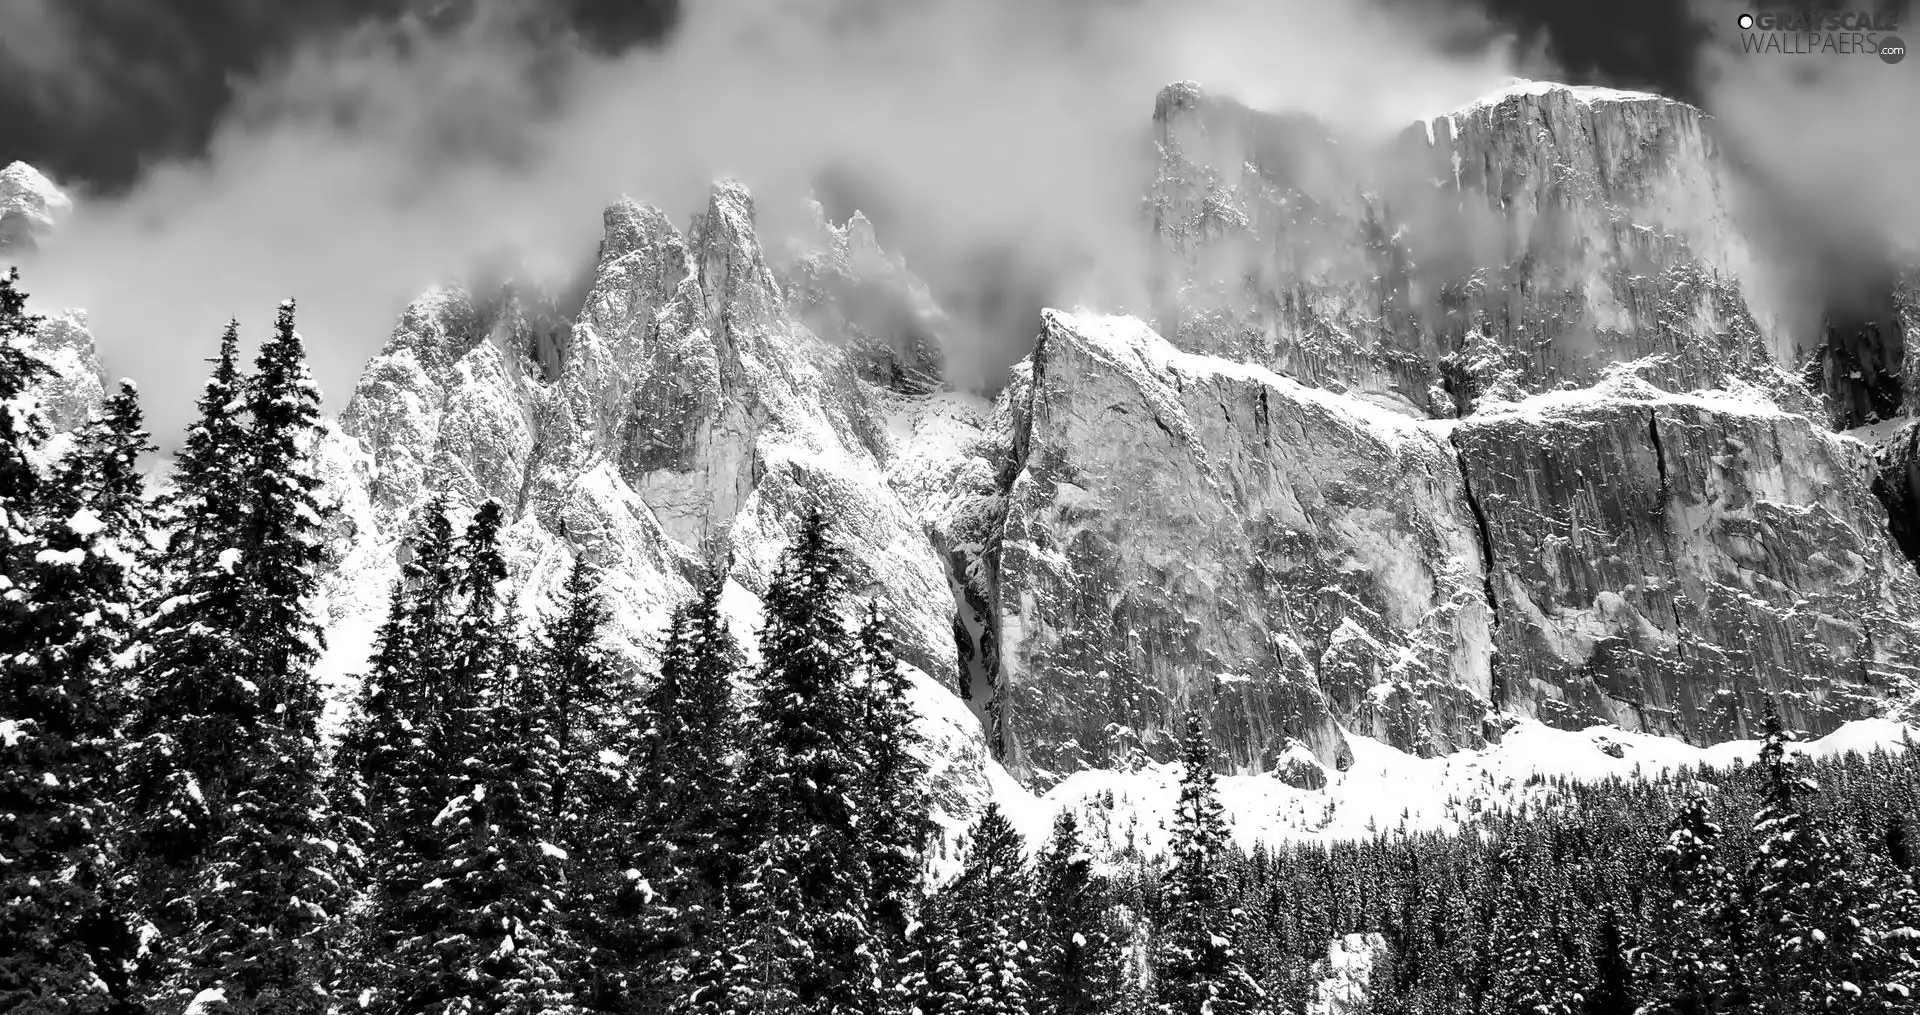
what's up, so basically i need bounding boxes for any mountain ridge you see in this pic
[12,77,1920,852]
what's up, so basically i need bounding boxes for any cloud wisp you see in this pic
[17,0,1529,442]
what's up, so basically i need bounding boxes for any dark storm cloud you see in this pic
[1405,0,1714,101]
[0,0,680,191]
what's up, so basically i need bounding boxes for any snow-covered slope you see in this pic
[996,717,1919,861]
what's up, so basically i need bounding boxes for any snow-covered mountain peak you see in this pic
[0,161,71,252]
[598,196,682,266]
[1445,76,1674,117]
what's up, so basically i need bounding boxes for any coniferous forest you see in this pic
[8,265,1920,1015]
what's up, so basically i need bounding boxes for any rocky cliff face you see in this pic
[12,77,1920,820]
[316,181,999,825]
[23,311,106,434]
[935,80,1918,785]
[983,311,1493,786]
[5,166,104,434]
[0,162,70,255]
[1456,377,1919,739]
[1150,80,1802,420]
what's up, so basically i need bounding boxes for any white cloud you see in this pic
[19,0,1527,443]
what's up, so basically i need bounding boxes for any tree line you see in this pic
[7,264,1920,1015]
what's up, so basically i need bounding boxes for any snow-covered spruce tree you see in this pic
[1,379,152,1012]
[334,500,479,1006]
[1586,906,1636,1015]
[1636,795,1748,1015]
[124,305,348,1013]
[336,498,465,834]
[334,580,414,839]
[534,553,648,1012]
[681,510,877,1015]
[853,597,934,1007]
[189,303,345,1012]
[1746,704,1886,1010]
[1155,711,1263,1015]
[628,570,743,1011]
[382,551,582,1015]
[0,268,48,593]
[923,803,1032,1015]
[1484,846,1586,1015]
[235,301,331,719]
[444,498,503,720]
[119,321,254,1000]
[1032,811,1123,1015]
[542,552,625,832]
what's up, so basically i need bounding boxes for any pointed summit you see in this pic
[0,162,72,252]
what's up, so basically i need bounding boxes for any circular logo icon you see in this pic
[1881,35,1906,64]
[1738,12,1754,29]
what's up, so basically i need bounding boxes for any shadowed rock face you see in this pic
[1877,420,1920,567]
[1810,269,1918,431]
[1454,384,1920,741]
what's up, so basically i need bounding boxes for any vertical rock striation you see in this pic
[1454,377,1920,740]
[1150,81,1799,418]
[987,311,1494,786]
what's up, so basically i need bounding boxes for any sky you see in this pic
[0,0,1913,444]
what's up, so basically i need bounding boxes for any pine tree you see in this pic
[155,321,250,586]
[1585,906,1635,1015]
[333,579,416,867]
[0,268,49,605]
[1156,711,1263,1015]
[1032,811,1122,1015]
[120,322,259,1000]
[853,598,934,1012]
[334,539,459,1008]
[629,569,743,1011]
[1746,705,1882,1011]
[125,306,347,1012]
[926,803,1033,1015]
[123,322,253,864]
[1877,825,1920,1008]
[334,498,469,924]
[1484,849,1584,1015]
[542,553,622,832]
[535,553,649,1011]
[444,499,502,722]
[190,304,344,1012]
[238,301,329,722]
[0,380,152,1012]
[683,511,876,1015]
[384,562,582,1015]
[1637,795,1746,1015]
